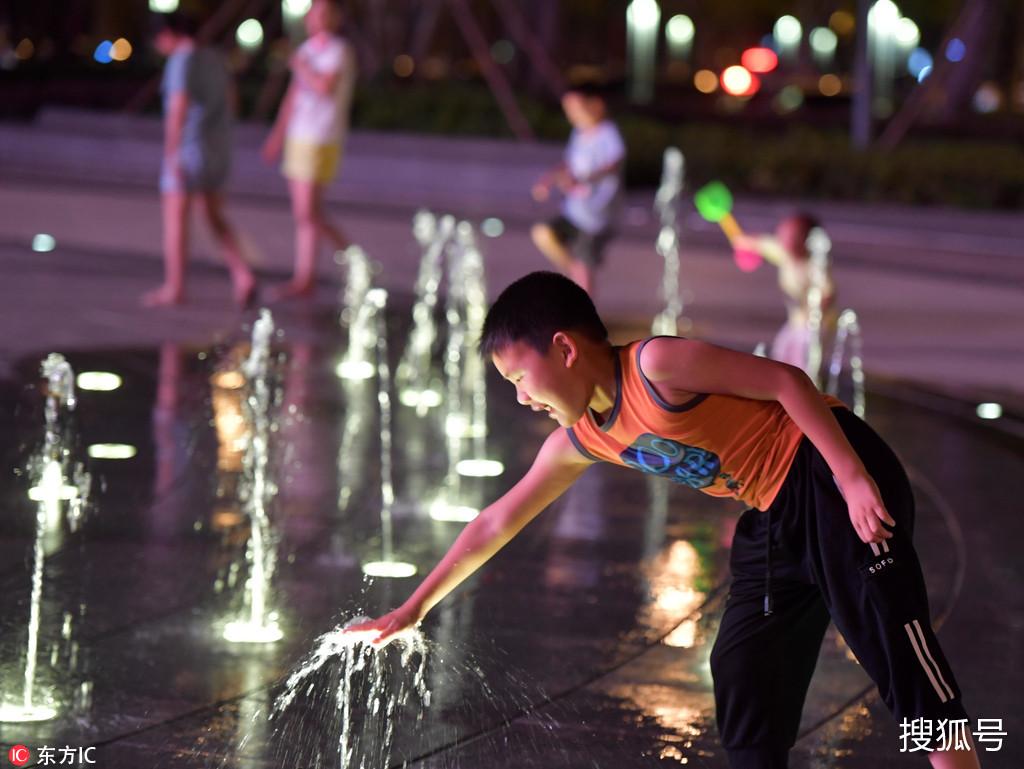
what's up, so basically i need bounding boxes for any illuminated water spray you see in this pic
[336,246,379,382]
[338,245,374,330]
[431,222,503,523]
[2,354,91,723]
[224,309,284,644]
[272,622,430,768]
[827,309,866,417]
[397,211,456,414]
[359,289,418,579]
[804,227,832,387]
[651,147,688,336]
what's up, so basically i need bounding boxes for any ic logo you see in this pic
[9,746,30,766]
[869,557,895,574]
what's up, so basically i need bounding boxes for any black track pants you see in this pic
[711,408,969,768]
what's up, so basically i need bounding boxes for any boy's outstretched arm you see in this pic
[639,337,895,544]
[349,428,591,642]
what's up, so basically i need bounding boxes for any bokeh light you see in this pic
[973,82,1002,114]
[76,371,122,392]
[809,26,837,68]
[149,0,179,12]
[393,54,414,77]
[829,10,855,37]
[481,217,504,237]
[975,402,1003,419]
[907,47,932,79]
[88,444,138,460]
[895,17,920,49]
[93,41,113,64]
[15,39,35,60]
[282,0,312,19]
[741,47,777,74]
[774,15,802,45]
[236,19,264,50]
[490,39,515,65]
[773,85,804,114]
[818,74,842,96]
[946,38,966,63]
[665,14,694,60]
[693,69,718,93]
[110,38,132,62]
[721,65,759,97]
[32,233,56,252]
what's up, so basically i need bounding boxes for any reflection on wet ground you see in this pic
[0,296,1020,768]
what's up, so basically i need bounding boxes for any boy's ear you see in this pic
[551,332,578,367]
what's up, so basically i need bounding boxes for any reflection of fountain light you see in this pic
[335,359,375,380]
[28,459,79,502]
[75,371,121,391]
[429,500,479,522]
[86,443,137,460]
[445,412,486,439]
[223,618,284,644]
[398,386,442,409]
[210,370,245,389]
[0,701,58,723]
[361,561,418,578]
[976,402,1003,420]
[643,539,706,649]
[455,458,504,477]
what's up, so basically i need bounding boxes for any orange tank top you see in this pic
[567,339,846,510]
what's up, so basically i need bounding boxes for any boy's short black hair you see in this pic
[564,79,611,102]
[157,11,201,38]
[478,271,609,358]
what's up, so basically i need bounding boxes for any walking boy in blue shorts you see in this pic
[353,271,980,769]
[531,83,625,296]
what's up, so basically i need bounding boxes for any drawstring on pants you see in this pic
[763,507,775,616]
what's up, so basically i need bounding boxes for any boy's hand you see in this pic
[344,605,420,645]
[840,473,896,544]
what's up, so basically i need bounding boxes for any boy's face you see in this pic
[305,0,341,36]
[776,217,810,259]
[154,28,178,57]
[491,338,588,428]
[561,92,603,128]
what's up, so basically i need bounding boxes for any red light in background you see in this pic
[721,65,760,96]
[741,47,778,73]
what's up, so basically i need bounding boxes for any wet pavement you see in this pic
[0,109,1022,768]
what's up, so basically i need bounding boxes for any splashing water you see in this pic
[827,308,866,417]
[358,289,417,578]
[271,622,430,769]
[2,354,91,722]
[430,221,497,522]
[225,310,284,643]
[804,227,832,387]
[397,212,455,414]
[652,147,688,336]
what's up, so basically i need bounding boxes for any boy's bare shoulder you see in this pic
[637,336,698,381]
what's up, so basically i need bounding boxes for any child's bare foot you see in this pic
[265,281,314,302]
[140,285,184,308]
[232,272,258,310]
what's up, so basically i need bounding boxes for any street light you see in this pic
[665,14,694,61]
[627,0,661,103]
